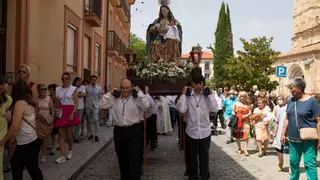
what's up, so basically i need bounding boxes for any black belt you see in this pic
[115,123,142,129]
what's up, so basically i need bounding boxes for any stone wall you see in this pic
[292,0,320,50]
[273,50,320,96]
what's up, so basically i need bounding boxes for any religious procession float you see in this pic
[126,0,204,95]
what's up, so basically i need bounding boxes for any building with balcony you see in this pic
[106,0,133,87]
[0,0,135,88]
[181,51,214,79]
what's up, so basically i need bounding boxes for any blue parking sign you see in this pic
[276,66,287,78]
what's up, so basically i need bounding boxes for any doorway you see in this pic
[0,0,7,76]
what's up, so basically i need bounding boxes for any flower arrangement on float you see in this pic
[131,61,194,79]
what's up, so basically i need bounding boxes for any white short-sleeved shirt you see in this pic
[75,85,86,109]
[56,86,76,105]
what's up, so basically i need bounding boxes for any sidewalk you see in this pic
[4,126,114,180]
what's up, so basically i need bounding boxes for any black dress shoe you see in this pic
[150,143,156,149]
[73,139,81,143]
[94,136,99,142]
[88,135,94,140]
[3,166,10,173]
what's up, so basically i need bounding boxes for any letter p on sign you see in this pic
[276,66,287,78]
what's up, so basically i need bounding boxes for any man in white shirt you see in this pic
[99,79,149,180]
[253,85,259,96]
[177,75,218,180]
[213,88,225,129]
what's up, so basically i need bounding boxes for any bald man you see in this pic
[99,79,150,180]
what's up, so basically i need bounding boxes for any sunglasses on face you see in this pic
[18,70,27,74]
[40,88,47,91]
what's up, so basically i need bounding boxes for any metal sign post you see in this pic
[276,65,287,95]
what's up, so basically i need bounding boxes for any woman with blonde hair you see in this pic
[17,64,38,101]
[232,91,252,156]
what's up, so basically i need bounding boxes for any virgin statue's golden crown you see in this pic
[158,0,171,6]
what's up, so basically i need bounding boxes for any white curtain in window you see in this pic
[85,0,90,11]
[84,36,89,69]
[67,26,76,72]
[95,43,101,74]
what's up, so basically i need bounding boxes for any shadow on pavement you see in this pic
[209,139,257,180]
[141,133,257,180]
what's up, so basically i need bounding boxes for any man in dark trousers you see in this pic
[177,75,218,180]
[145,87,157,150]
[99,79,150,180]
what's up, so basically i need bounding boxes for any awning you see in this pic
[304,58,314,65]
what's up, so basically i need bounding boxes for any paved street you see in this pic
[76,128,319,180]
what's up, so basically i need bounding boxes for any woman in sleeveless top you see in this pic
[17,65,38,101]
[0,76,12,180]
[232,92,252,156]
[54,72,80,164]
[0,79,43,180]
[37,84,54,162]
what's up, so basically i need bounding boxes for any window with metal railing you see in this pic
[84,0,102,19]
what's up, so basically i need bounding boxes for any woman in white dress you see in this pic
[155,96,173,134]
[272,95,288,172]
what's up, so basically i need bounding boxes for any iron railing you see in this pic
[84,0,102,19]
[108,31,128,56]
[120,41,128,55]
[120,0,130,21]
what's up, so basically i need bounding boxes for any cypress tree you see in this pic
[213,2,233,88]
[225,4,234,57]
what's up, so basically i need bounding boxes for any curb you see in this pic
[68,137,114,180]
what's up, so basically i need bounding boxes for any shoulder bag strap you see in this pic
[295,101,300,132]
[22,117,36,131]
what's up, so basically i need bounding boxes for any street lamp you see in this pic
[126,49,138,77]
[189,44,203,66]
[189,44,203,77]
[125,49,137,66]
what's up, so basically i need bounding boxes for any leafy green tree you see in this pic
[130,33,147,61]
[213,2,234,88]
[224,37,280,92]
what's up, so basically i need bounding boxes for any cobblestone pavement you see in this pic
[77,128,319,180]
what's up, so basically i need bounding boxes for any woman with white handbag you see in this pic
[281,77,320,180]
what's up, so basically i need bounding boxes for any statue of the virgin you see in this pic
[146,0,182,64]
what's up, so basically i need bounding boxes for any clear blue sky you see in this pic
[130,0,294,55]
